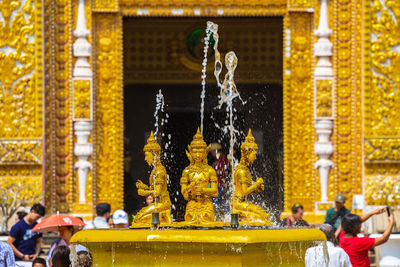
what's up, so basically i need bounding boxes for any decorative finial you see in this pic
[241,129,258,152]
[143,131,161,152]
[190,128,207,149]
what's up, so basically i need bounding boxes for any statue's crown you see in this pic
[241,129,258,151]
[143,131,161,152]
[190,128,207,149]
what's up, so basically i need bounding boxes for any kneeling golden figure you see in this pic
[131,131,172,226]
[180,128,219,225]
[232,129,271,226]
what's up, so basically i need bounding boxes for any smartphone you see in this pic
[387,206,391,216]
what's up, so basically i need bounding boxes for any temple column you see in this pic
[314,0,335,213]
[72,0,94,218]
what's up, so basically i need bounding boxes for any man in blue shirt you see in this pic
[324,194,350,231]
[7,203,45,262]
[0,242,15,266]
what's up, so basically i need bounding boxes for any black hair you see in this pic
[319,224,335,241]
[341,213,361,236]
[51,245,71,267]
[31,203,45,216]
[96,203,111,216]
[75,251,93,267]
[32,257,46,266]
[17,211,27,220]
[291,203,304,214]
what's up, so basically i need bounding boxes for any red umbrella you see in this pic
[32,214,86,233]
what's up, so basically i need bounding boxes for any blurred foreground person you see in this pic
[339,208,394,267]
[83,203,111,229]
[8,203,45,262]
[305,224,352,267]
[0,241,15,266]
[75,250,93,267]
[112,210,129,228]
[32,257,46,267]
[49,245,70,267]
[280,203,309,227]
[325,194,350,231]
[47,226,73,265]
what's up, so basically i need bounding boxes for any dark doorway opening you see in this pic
[123,17,283,222]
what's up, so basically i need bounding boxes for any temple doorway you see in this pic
[122,17,283,221]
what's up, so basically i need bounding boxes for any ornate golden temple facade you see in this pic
[0,0,399,220]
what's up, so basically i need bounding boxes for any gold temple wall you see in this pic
[5,0,396,215]
[363,0,400,206]
[44,0,74,213]
[92,12,124,211]
[0,0,44,205]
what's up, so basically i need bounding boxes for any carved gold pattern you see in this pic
[0,0,42,139]
[288,0,313,10]
[0,166,42,207]
[365,163,400,206]
[73,80,91,120]
[0,0,43,211]
[283,13,316,212]
[93,13,124,211]
[364,0,400,205]
[316,80,333,118]
[0,140,41,164]
[94,0,118,12]
[44,0,74,213]
[326,0,363,204]
[120,0,286,16]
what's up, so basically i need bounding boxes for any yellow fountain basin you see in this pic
[71,228,325,266]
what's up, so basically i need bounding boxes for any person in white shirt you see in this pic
[83,203,111,230]
[305,224,352,267]
[112,209,129,228]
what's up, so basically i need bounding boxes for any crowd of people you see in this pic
[0,194,395,267]
[0,202,131,266]
[284,195,394,267]
[0,143,395,267]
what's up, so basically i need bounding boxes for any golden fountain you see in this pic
[71,21,326,266]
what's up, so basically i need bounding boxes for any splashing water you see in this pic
[206,21,245,215]
[200,23,214,134]
[153,89,167,139]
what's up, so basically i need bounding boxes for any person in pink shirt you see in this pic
[339,208,394,267]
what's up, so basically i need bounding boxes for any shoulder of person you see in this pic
[9,220,24,236]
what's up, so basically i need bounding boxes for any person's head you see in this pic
[342,213,362,236]
[146,195,154,206]
[319,224,335,242]
[50,245,71,267]
[28,203,45,222]
[75,251,92,267]
[291,203,304,221]
[210,143,222,159]
[59,226,74,244]
[17,211,27,221]
[112,209,128,228]
[107,215,114,228]
[96,203,111,218]
[32,257,46,267]
[335,194,347,210]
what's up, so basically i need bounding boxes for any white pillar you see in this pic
[72,0,93,205]
[314,0,334,206]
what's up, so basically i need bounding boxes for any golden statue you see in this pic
[180,128,219,225]
[231,129,271,226]
[131,131,172,226]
